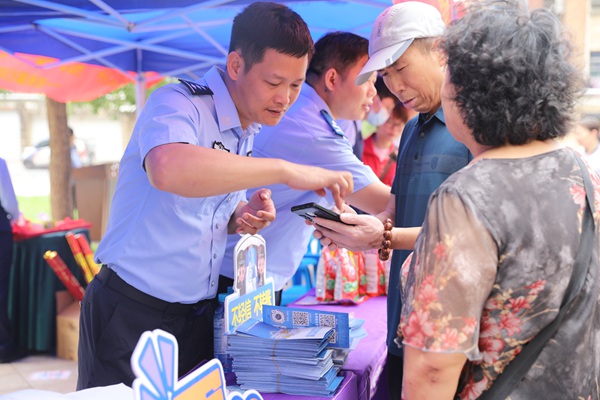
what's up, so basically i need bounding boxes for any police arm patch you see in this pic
[179,79,214,96]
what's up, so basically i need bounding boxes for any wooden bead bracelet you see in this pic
[378,218,393,261]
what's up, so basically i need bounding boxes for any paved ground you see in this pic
[0,354,78,395]
[6,160,51,198]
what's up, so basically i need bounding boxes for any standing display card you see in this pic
[233,234,268,296]
[224,234,275,334]
[224,280,274,334]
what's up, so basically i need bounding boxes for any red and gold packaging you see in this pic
[75,234,100,276]
[44,250,85,302]
[65,232,94,284]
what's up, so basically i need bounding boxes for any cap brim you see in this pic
[354,39,414,85]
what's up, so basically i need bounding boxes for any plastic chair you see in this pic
[280,237,322,306]
[296,236,321,286]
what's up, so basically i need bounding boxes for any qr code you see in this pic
[292,311,310,326]
[318,314,336,327]
[328,330,337,343]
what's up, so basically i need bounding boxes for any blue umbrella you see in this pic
[0,0,388,106]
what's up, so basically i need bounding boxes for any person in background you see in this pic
[362,103,404,186]
[0,157,25,364]
[220,31,391,304]
[399,1,596,398]
[575,116,600,175]
[68,127,83,168]
[362,77,399,140]
[79,2,353,390]
[310,3,472,398]
[362,79,417,186]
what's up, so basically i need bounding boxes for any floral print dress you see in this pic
[399,147,600,399]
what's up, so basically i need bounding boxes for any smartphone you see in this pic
[291,202,352,225]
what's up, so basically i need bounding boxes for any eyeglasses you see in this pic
[384,119,404,129]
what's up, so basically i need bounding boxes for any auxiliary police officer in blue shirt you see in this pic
[220,32,392,303]
[77,3,354,390]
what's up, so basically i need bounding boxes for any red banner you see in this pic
[392,0,466,24]
[0,51,162,102]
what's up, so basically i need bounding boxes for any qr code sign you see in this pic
[328,330,337,343]
[292,311,310,326]
[318,314,335,327]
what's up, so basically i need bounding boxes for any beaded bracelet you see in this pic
[378,218,393,261]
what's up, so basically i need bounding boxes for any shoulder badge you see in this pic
[179,79,213,96]
[320,109,346,137]
[212,141,231,153]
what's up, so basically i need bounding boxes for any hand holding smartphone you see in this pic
[290,202,353,225]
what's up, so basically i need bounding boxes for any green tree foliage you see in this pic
[68,78,173,117]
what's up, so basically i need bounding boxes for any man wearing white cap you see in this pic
[311,2,472,397]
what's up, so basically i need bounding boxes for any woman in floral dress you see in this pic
[398,1,599,399]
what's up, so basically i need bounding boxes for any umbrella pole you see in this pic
[135,73,147,118]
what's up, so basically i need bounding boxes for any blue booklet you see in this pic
[262,305,351,348]
[228,319,343,396]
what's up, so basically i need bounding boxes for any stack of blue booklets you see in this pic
[228,318,343,396]
[331,316,368,366]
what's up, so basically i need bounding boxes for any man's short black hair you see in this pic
[229,2,314,72]
[306,31,368,85]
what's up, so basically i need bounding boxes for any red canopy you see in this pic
[0,51,162,102]
[393,0,466,23]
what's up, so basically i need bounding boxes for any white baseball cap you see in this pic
[355,1,446,85]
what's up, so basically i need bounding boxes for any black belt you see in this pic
[97,266,211,316]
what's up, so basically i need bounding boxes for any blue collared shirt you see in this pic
[220,84,379,290]
[95,66,260,303]
[387,107,472,356]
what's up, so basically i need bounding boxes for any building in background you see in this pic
[527,0,600,115]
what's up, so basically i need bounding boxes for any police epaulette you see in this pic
[178,79,214,96]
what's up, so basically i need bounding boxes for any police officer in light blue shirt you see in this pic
[220,32,392,301]
[77,3,355,390]
[96,66,259,304]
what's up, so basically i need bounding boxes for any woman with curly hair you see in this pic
[398,1,599,399]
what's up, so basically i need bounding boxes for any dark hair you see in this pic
[441,0,584,146]
[306,31,368,85]
[229,2,314,72]
[375,76,395,100]
[579,116,600,133]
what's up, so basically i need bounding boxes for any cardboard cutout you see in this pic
[131,329,263,400]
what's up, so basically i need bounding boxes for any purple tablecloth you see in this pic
[261,371,358,400]
[222,290,390,400]
[289,291,390,400]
